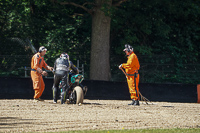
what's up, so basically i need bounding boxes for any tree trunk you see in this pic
[90,0,111,81]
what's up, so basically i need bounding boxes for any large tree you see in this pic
[58,0,127,81]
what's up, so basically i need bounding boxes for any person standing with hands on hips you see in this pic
[31,46,53,102]
[119,44,140,106]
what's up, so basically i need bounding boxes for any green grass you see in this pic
[45,128,200,133]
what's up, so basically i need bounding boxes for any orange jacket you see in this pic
[122,52,140,74]
[31,53,48,71]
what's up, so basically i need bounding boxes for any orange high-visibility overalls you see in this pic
[122,52,140,100]
[31,53,48,99]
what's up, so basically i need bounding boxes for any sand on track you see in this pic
[0,99,200,132]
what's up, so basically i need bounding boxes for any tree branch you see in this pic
[59,2,94,14]
[113,0,128,7]
[83,2,95,7]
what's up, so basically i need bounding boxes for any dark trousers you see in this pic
[52,70,69,103]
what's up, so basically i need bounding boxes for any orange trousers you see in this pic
[127,74,140,100]
[31,71,45,99]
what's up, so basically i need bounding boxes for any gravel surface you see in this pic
[0,99,200,132]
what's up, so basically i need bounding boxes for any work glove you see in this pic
[42,71,48,76]
[37,68,43,74]
[76,69,79,74]
[119,64,122,69]
[52,69,55,74]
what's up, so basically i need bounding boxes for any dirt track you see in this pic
[0,99,200,132]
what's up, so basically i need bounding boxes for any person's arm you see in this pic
[70,61,79,74]
[53,59,57,71]
[122,55,134,69]
[43,58,53,71]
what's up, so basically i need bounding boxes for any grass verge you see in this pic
[46,128,200,133]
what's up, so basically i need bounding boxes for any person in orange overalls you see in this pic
[119,44,140,106]
[31,46,53,102]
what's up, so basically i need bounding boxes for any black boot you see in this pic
[53,90,57,103]
[52,86,57,103]
[61,91,66,104]
[134,100,140,106]
[83,86,88,96]
[128,99,135,105]
[53,99,57,103]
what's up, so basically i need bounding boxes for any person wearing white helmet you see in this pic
[31,46,53,102]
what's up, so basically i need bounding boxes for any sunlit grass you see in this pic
[44,128,200,133]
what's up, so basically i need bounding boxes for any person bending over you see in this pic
[52,52,79,104]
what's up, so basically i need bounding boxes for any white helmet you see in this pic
[60,52,69,60]
[39,46,47,53]
[123,44,133,52]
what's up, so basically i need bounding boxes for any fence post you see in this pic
[197,84,200,103]
[25,66,27,77]
[76,60,84,76]
[77,60,79,68]
[82,64,84,77]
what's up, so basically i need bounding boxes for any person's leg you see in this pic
[52,74,60,103]
[136,74,140,100]
[127,76,137,100]
[61,74,69,104]
[127,76,139,105]
[38,77,45,98]
[31,71,41,99]
[61,75,67,104]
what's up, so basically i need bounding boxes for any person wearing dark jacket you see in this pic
[52,52,79,104]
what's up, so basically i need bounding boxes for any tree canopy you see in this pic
[1,0,200,84]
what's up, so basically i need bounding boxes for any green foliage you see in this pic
[1,0,200,83]
[0,0,91,77]
[110,0,200,84]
